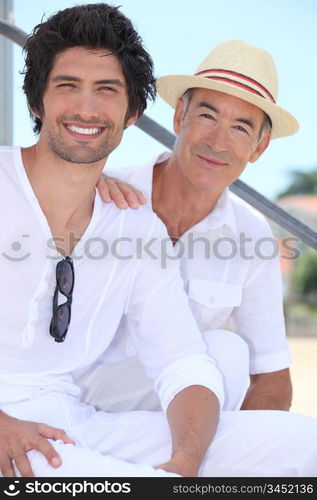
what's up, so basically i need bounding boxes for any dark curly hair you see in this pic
[22,3,156,134]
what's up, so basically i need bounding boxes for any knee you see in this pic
[25,440,77,477]
[203,329,249,364]
[224,331,249,360]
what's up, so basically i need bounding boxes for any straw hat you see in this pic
[157,40,299,139]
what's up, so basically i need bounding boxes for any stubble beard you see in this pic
[46,120,124,165]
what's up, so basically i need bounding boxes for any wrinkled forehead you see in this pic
[186,87,266,119]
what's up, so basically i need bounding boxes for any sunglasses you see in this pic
[49,256,75,343]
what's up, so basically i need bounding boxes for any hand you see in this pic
[0,412,75,477]
[96,173,147,209]
[156,452,199,477]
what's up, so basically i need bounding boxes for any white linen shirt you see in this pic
[106,151,291,374]
[0,146,225,412]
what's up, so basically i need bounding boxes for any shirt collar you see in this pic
[191,188,238,237]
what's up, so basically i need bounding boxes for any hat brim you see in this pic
[156,75,299,139]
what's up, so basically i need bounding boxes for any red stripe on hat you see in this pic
[199,76,271,101]
[195,69,275,103]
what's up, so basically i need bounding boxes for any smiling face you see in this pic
[37,46,138,165]
[172,88,271,193]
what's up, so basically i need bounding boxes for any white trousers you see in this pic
[77,329,250,412]
[3,391,317,477]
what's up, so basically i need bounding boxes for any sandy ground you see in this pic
[288,337,317,418]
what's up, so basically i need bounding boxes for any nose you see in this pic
[206,124,229,153]
[75,89,100,120]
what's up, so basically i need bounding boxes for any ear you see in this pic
[173,97,186,136]
[125,111,139,129]
[30,108,41,120]
[249,132,271,163]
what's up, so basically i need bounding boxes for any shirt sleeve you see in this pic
[124,216,224,413]
[230,220,291,374]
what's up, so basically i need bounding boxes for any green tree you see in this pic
[278,168,317,197]
[294,250,317,296]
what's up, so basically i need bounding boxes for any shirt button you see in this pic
[209,297,214,304]
[30,320,36,326]
[44,275,50,281]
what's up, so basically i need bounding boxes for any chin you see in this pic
[192,174,215,189]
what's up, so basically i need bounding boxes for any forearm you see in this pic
[241,370,292,410]
[166,385,219,476]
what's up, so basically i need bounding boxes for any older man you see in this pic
[90,40,297,413]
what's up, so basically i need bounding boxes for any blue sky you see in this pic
[12,0,317,199]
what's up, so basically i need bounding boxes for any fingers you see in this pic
[0,425,74,477]
[107,181,130,208]
[36,423,75,470]
[97,174,147,209]
[0,414,74,478]
[0,454,16,477]
[96,177,112,203]
[35,437,63,469]
[0,448,34,478]
[37,423,75,445]
[112,183,147,209]
[125,189,147,208]
[10,449,34,477]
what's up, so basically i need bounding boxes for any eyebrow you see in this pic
[196,101,218,113]
[196,101,255,130]
[51,75,125,87]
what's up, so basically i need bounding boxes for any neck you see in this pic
[21,141,107,256]
[152,155,223,241]
[21,141,106,226]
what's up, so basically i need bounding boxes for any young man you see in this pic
[93,40,297,413]
[0,3,223,478]
[1,8,317,478]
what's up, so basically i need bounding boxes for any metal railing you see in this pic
[1,17,317,250]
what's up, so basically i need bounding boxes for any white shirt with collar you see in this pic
[105,151,291,375]
[0,145,225,413]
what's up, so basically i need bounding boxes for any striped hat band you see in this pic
[195,69,276,103]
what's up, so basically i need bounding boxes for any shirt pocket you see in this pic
[188,278,242,330]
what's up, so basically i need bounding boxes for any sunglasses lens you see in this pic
[50,303,70,340]
[56,260,73,295]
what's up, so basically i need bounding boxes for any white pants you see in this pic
[77,329,250,412]
[3,391,317,477]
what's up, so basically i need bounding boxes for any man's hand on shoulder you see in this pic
[0,410,75,477]
[96,173,147,209]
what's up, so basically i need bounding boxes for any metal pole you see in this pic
[0,2,13,145]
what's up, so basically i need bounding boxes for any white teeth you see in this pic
[67,125,101,135]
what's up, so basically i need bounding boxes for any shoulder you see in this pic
[0,145,16,162]
[123,204,169,240]
[98,198,169,241]
[0,146,19,177]
[105,165,137,183]
[229,191,274,238]
[96,202,171,268]
[0,145,15,153]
